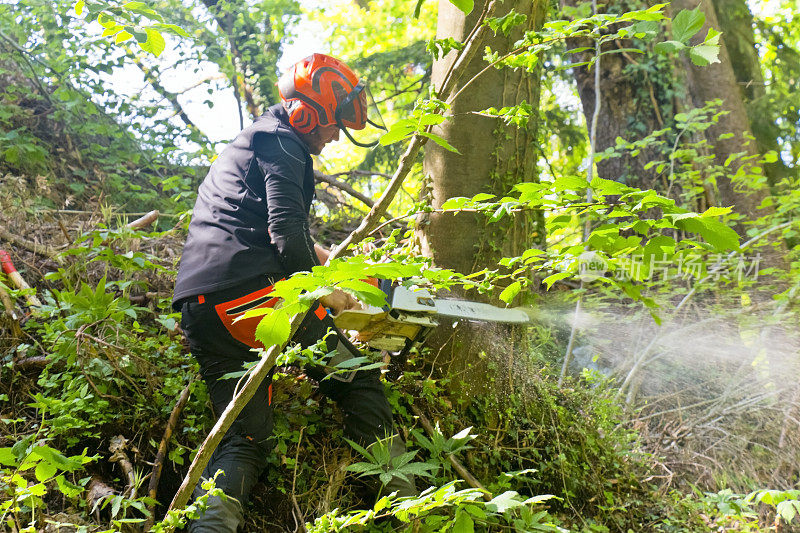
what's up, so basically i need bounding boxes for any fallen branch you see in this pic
[126,210,160,230]
[144,382,193,531]
[0,250,42,307]
[168,319,301,512]
[0,228,56,258]
[109,435,136,499]
[314,170,375,209]
[12,356,49,372]
[411,405,491,501]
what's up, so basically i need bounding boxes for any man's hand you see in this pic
[320,289,359,316]
[314,243,331,265]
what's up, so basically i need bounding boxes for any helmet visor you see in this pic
[335,80,386,148]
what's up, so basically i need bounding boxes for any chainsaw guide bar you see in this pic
[333,284,531,352]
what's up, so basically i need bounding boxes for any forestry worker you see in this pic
[172,53,415,532]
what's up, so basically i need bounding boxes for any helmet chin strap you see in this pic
[338,120,380,148]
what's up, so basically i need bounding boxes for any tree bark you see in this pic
[565,0,673,191]
[710,0,790,184]
[419,0,547,275]
[416,0,547,391]
[671,0,771,216]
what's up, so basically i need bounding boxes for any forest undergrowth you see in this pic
[0,171,796,532]
[2,0,800,530]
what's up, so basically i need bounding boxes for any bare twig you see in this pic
[411,405,490,501]
[126,210,160,230]
[314,171,375,209]
[144,382,193,531]
[130,54,207,139]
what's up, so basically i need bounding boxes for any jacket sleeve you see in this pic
[253,133,320,274]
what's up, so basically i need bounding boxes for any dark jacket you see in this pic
[173,105,320,307]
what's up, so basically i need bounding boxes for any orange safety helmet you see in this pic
[278,53,385,148]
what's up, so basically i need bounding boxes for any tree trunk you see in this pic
[710,0,790,184]
[419,0,546,273]
[565,0,674,192]
[671,0,771,216]
[416,0,547,392]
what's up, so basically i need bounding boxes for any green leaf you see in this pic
[448,0,473,15]
[453,509,475,533]
[28,482,47,496]
[0,447,16,466]
[55,475,85,498]
[689,44,720,66]
[542,272,570,289]
[590,177,626,195]
[139,28,166,56]
[115,30,133,44]
[337,280,388,307]
[498,281,521,304]
[35,461,57,482]
[672,8,705,43]
[420,131,460,154]
[413,0,425,17]
[380,120,415,145]
[486,491,524,513]
[678,217,740,252]
[552,175,589,192]
[654,40,686,55]
[254,308,291,347]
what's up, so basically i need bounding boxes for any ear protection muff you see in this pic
[283,98,317,134]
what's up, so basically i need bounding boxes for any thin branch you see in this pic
[438,1,498,100]
[411,405,491,501]
[314,171,375,209]
[0,30,53,105]
[144,382,193,531]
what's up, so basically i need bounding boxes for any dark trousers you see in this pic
[179,275,396,532]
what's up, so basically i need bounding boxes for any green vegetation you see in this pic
[0,0,798,531]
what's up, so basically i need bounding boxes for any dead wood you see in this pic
[314,171,375,209]
[411,404,491,501]
[0,227,56,258]
[126,210,160,230]
[12,356,49,372]
[143,381,192,531]
[86,476,116,519]
[109,435,137,500]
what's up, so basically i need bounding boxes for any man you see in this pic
[173,53,414,532]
